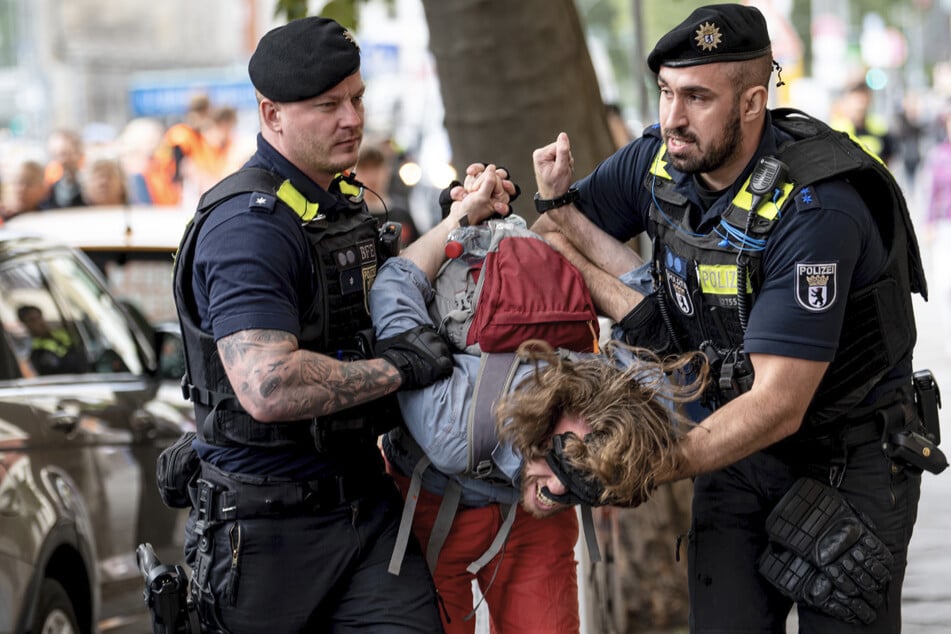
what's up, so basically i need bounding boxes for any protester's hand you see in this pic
[448,164,513,226]
[463,163,519,208]
[533,132,575,200]
[439,162,516,221]
[375,324,453,390]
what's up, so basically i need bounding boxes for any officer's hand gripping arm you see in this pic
[375,324,453,390]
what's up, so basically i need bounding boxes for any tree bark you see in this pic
[419,0,615,224]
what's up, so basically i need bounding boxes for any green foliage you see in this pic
[272,0,396,30]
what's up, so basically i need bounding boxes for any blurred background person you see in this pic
[923,108,951,354]
[187,105,240,198]
[81,158,129,206]
[42,128,86,209]
[895,92,925,189]
[1,160,48,220]
[605,102,635,150]
[830,79,897,166]
[116,117,165,205]
[357,141,420,249]
[143,93,212,206]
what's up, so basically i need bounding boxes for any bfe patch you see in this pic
[795,262,837,312]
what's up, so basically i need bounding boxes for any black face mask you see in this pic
[541,432,608,507]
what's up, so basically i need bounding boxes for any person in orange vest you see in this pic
[143,94,213,206]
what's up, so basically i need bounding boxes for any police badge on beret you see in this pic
[647,3,772,73]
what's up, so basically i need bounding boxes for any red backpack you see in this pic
[430,216,600,354]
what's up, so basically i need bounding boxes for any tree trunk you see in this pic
[593,482,694,632]
[419,0,614,224]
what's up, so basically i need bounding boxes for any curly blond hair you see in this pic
[496,340,707,506]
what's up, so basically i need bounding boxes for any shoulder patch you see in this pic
[248,191,277,213]
[795,262,837,312]
[794,186,821,213]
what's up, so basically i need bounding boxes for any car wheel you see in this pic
[35,578,80,634]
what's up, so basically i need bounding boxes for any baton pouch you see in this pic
[156,431,200,509]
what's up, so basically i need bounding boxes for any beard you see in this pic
[664,101,742,174]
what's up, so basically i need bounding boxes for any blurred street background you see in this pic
[1,0,950,231]
[1,0,946,631]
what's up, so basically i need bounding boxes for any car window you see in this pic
[45,254,146,375]
[0,259,91,377]
[101,259,177,324]
[0,252,146,377]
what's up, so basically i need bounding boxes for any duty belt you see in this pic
[193,461,384,520]
[768,388,916,464]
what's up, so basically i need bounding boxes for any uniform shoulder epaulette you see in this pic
[248,191,278,214]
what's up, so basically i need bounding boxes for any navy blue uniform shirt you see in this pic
[574,112,909,401]
[191,135,383,478]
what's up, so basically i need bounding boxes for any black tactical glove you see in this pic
[759,477,893,624]
[375,324,453,390]
[759,547,879,624]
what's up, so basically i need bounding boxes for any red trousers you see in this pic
[390,468,580,634]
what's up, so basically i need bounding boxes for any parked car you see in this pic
[6,205,191,421]
[0,228,193,633]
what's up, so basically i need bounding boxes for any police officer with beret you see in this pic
[532,4,938,632]
[169,16,512,633]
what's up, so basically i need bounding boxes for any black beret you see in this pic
[249,17,361,102]
[647,4,771,73]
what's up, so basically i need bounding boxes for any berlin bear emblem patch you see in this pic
[795,262,837,312]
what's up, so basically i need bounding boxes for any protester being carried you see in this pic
[371,166,705,634]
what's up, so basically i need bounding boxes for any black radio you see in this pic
[378,221,402,262]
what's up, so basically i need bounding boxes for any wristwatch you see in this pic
[533,188,580,214]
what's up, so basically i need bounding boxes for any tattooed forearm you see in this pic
[217,328,400,422]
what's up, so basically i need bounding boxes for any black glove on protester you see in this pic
[375,324,453,390]
[758,477,893,624]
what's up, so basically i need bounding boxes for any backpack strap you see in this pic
[465,503,519,574]
[387,454,431,576]
[466,352,522,478]
[426,479,463,572]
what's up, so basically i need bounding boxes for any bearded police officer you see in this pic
[170,17,471,633]
[532,4,941,632]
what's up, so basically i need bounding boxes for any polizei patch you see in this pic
[795,262,837,312]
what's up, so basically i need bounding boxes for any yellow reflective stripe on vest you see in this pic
[276,180,319,221]
[337,176,362,198]
[649,144,672,180]
[729,180,795,221]
[274,173,361,222]
[697,263,753,295]
[31,329,72,357]
[651,143,795,221]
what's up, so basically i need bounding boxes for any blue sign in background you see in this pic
[128,73,257,117]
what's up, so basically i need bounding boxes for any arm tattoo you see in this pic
[217,329,398,421]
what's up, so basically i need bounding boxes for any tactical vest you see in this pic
[173,167,394,450]
[643,108,925,430]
